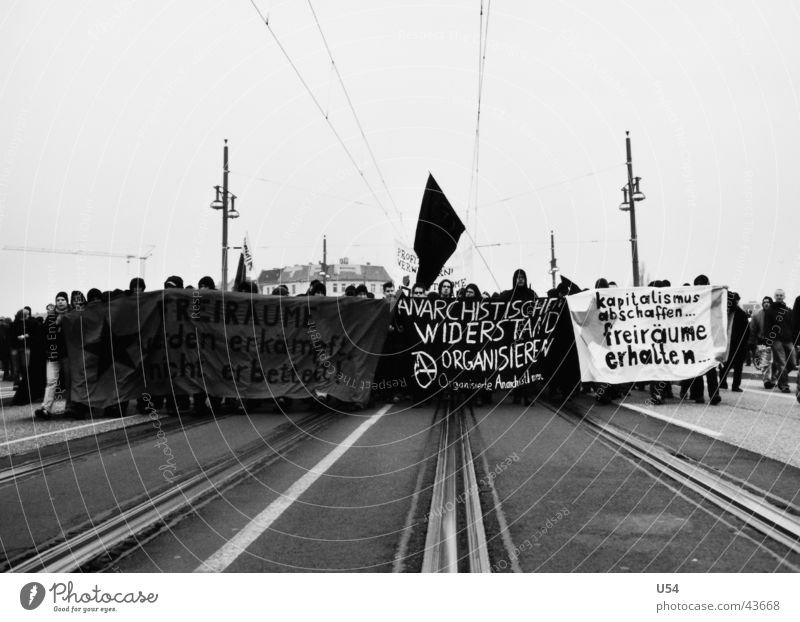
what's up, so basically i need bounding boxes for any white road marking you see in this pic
[621,403,722,438]
[742,387,798,400]
[195,404,392,573]
[0,415,166,448]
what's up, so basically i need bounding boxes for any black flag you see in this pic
[560,275,582,295]
[414,173,465,289]
[233,252,246,291]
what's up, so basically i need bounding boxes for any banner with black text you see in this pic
[63,291,390,408]
[566,286,728,383]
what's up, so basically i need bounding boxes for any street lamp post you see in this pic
[210,139,239,291]
[619,131,645,286]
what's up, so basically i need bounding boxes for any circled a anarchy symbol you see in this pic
[413,351,438,389]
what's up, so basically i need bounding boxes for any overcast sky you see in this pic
[2,0,799,313]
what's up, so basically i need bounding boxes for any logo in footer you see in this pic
[20,582,46,610]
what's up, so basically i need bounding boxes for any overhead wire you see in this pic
[230,170,378,208]
[306,0,404,228]
[463,0,499,289]
[466,0,491,241]
[475,162,625,209]
[247,0,404,239]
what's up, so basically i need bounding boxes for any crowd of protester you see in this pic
[2,271,799,421]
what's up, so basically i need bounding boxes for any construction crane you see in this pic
[1,245,154,278]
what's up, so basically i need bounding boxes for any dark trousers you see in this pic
[719,358,744,390]
[688,367,719,401]
[649,380,672,400]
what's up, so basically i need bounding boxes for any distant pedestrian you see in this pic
[765,289,795,393]
[749,296,774,388]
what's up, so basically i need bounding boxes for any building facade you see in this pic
[257,258,393,297]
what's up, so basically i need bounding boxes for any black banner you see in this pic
[394,296,565,393]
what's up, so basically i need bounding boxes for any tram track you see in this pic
[4,411,336,573]
[0,413,235,487]
[544,398,800,561]
[421,397,491,573]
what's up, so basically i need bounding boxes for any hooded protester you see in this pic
[70,291,86,311]
[271,285,289,296]
[463,283,482,299]
[309,281,328,296]
[237,280,260,294]
[157,276,189,413]
[500,269,537,301]
[198,276,216,290]
[86,288,103,304]
[129,278,146,294]
[344,284,357,296]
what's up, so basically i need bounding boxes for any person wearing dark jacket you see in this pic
[766,289,796,393]
[719,292,749,392]
[499,269,537,301]
[498,269,538,405]
[10,307,33,389]
[683,275,721,404]
[11,309,46,406]
[35,292,72,419]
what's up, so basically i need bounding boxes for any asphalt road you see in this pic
[2,384,798,573]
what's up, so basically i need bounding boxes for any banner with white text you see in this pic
[566,285,728,383]
[394,296,565,393]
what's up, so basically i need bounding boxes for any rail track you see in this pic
[5,411,336,572]
[421,394,491,573]
[545,397,800,564]
[0,413,234,487]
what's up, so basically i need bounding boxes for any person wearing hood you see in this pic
[500,269,537,301]
[70,291,86,311]
[498,270,537,405]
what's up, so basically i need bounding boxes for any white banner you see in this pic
[393,239,472,292]
[566,285,728,383]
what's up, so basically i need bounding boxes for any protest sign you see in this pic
[395,296,564,393]
[62,290,390,408]
[566,286,728,383]
[393,239,472,293]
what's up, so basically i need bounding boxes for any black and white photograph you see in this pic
[1,1,799,619]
